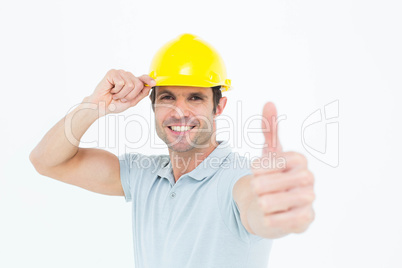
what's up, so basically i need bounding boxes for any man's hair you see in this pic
[149,86,222,114]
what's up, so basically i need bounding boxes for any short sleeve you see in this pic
[119,152,140,202]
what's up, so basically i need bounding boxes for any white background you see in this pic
[1,0,401,267]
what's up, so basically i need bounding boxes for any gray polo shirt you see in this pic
[119,140,273,268]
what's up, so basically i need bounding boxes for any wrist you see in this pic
[81,96,109,118]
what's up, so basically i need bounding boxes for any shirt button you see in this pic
[170,192,176,198]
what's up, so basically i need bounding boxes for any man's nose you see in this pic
[170,98,191,118]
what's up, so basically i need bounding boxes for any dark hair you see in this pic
[150,85,222,114]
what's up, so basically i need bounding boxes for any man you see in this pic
[30,33,315,267]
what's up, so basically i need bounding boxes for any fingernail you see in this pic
[150,80,156,86]
[121,98,127,102]
[113,96,118,100]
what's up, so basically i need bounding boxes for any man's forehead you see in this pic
[155,86,211,95]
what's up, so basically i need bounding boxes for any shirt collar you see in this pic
[156,140,232,183]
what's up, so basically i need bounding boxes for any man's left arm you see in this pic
[233,102,316,239]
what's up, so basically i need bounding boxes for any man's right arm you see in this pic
[29,69,156,196]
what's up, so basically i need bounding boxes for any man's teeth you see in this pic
[170,126,193,132]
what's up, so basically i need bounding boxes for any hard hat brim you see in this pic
[151,74,231,92]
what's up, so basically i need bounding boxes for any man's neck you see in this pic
[168,140,220,183]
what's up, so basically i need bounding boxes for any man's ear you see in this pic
[214,96,227,118]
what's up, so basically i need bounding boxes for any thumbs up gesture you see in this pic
[249,102,316,238]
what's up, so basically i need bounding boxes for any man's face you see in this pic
[153,86,223,152]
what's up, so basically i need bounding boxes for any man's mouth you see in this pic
[167,125,196,133]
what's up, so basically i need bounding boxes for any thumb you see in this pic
[137,74,157,87]
[261,102,283,155]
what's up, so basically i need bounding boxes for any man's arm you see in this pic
[29,69,155,195]
[233,175,258,235]
[233,102,315,239]
[29,99,124,195]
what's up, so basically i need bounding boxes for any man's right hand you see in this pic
[87,69,156,116]
[30,69,156,197]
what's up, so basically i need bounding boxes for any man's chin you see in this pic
[167,142,194,153]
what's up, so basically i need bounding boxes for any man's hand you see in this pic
[87,69,156,116]
[248,102,316,238]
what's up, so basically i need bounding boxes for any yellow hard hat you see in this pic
[149,33,231,92]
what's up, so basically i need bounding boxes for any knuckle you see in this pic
[135,77,144,85]
[126,71,135,77]
[298,208,312,223]
[291,224,305,234]
[309,193,316,203]
[284,151,296,160]
[309,171,315,184]
[125,82,134,89]
[290,220,302,232]
[299,170,313,185]
[125,90,137,100]
[301,211,312,223]
[291,208,315,233]
[293,225,307,234]
[304,192,315,203]
[297,192,312,204]
[295,153,307,165]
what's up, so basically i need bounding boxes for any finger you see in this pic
[124,83,150,104]
[123,74,154,102]
[257,185,315,214]
[137,74,156,87]
[95,72,114,92]
[112,72,140,101]
[263,205,315,234]
[261,102,282,155]
[251,168,314,195]
[108,72,126,94]
[128,86,152,107]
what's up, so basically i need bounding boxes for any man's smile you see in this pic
[167,125,196,135]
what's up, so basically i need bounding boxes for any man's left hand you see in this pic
[248,102,316,238]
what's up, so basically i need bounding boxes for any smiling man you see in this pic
[30,33,315,268]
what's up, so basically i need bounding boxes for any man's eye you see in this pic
[161,96,173,100]
[190,96,202,100]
